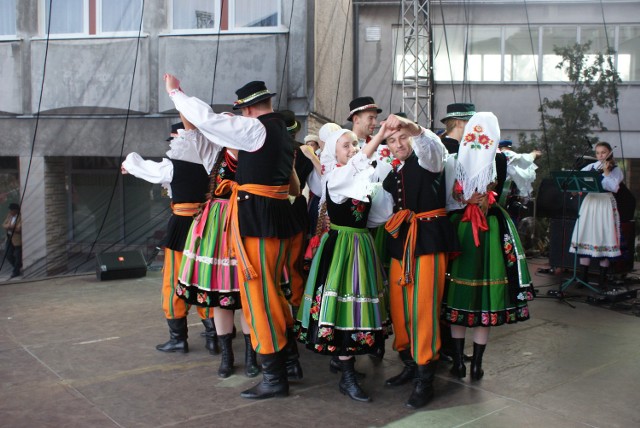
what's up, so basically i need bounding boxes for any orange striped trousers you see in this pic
[239,236,294,355]
[162,248,213,320]
[389,253,448,365]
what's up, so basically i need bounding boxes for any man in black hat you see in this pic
[164,74,303,400]
[348,96,382,146]
[121,119,217,356]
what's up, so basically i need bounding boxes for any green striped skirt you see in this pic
[295,224,391,355]
[442,205,533,327]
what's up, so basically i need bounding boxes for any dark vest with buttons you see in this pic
[235,112,301,238]
[164,159,209,251]
[382,152,459,258]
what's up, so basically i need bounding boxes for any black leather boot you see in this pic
[450,338,466,378]
[156,318,189,353]
[384,349,417,387]
[201,318,219,355]
[284,329,303,380]
[405,362,437,409]
[338,358,371,402]
[577,264,590,288]
[329,355,366,378]
[217,334,234,378]
[244,334,260,378]
[598,266,610,291]
[470,342,486,381]
[240,351,289,399]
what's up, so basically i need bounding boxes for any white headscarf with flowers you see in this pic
[318,129,376,209]
[455,112,500,200]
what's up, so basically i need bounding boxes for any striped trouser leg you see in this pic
[161,248,189,319]
[238,236,293,355]
[389,258,411,353]
[407,253,448,365]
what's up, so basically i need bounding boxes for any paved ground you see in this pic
[1,257,639,428]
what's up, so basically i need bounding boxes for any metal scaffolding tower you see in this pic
[400,0,431,128]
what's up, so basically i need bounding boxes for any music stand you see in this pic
[551,170,604,294]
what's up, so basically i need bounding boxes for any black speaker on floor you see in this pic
[96,250,147,281]
[549,219,636,275]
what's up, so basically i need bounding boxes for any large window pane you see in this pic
[541,26,577,81]
[618,26,640,82]
[467,26,501,81]
[505,26,539,81]
[393,26,430,81]
[172,0,219,30]
[234,0,278,28]
[45,0,84,35]
[0,0,16,36]
[433,25,466,81]
[102,0,143,32]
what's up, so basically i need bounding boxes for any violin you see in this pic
[597,152,617,173]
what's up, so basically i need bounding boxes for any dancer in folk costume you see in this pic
[296,127,393,402]
[380,113,459,409]
[175,123,259,378]
[121,119,216,355]
[165,75,303,399]
[442,112,533,382]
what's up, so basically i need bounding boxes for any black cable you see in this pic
[209,0,226,106]
[461,0,471,103]
[276,0,296,110]
[598,0,626,174]
[0,0,54,274]
[84,0,146,265]
[438,0,457,103]
[523,0,552,172]
[332,0,352,123]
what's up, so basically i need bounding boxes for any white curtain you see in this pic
[234,0,278,28]
[0,0,16,35]
[45,0,84,34]
[172,0,217,30]
[102,0,143,32]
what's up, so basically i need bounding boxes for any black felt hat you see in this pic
[233,81,277,110]
[440,103,476,123]
[279,110,301,135]
[499,139,513,148]
[166,122,184,141]
[347,96,382,121]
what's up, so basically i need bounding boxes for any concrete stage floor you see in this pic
[1,257,639,427]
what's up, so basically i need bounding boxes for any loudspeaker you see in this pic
[96,250,147,281]
[535,177,580,219]
[549,219,636,275]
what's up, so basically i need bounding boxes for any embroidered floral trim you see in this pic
[462,124,494,150]
[350,198,366,221]
[503,233,517,267]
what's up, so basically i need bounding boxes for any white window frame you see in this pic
[167,0,287,36]
[39,0,144,39]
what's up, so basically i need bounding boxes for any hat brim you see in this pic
[347,107,383,122]
[440,113,474,124]
[232,92,277,110]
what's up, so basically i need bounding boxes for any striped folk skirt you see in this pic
[442,206,533,327]
[295,224,391,355]
[176,199,241,310]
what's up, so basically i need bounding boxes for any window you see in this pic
[70,157,168,245]
[504,26,539,82]
[0,0,16,36]
[616,26,640,82]
[393,26,430,82]
[541,26,576,81]
[466,26,502,82]
[432,24,636,83]
[171,0,282,33]
[42,0,143,37]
